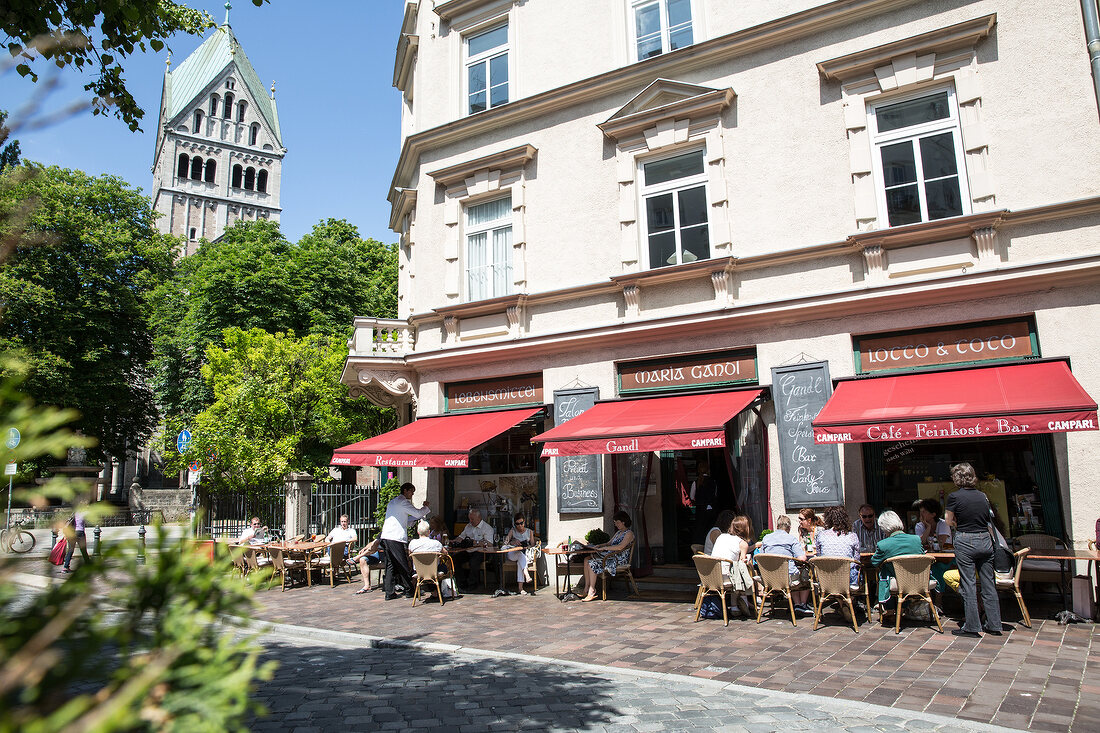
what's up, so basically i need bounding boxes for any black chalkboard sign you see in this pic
[771,362,843,508]
[553,387,602,514]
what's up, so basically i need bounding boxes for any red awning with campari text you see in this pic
[329,407,542,468]
[532,389,765,457]
[812,360,1098,444]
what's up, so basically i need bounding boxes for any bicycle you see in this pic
[1,517,36,553]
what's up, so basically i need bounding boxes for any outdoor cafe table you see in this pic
[543,547,596,602]
[451,545,527,596]
[266,541,329,587]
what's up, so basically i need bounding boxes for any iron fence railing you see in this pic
[308,482,380,546]
[199,488,285,541]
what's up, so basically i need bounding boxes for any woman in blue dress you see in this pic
[578,511,634,602]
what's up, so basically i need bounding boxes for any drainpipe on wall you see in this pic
[1083,0,1100,120]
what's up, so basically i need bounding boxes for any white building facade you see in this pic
[150,17,285,252]
[339,0,1100,570]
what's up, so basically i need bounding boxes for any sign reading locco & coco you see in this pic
[619,348,757,394]
[445,373,544,412]
[856,318,1037,373]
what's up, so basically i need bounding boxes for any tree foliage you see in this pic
[151,218,398,420]
[0,111,19,174]
[2,0,266,131]
[0,164,175,460]
[165,328,396,494]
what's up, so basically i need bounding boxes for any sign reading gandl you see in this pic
[618,348,757,393]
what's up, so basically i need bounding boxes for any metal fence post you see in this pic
[93,525,101,556]
[137,519,146,565]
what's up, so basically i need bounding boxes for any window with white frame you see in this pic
[870,88,969,227]
[465,195,512,300]
[641,149,709,269]
[632,0,693,61]
[465,23,509,115]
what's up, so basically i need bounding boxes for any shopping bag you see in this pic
[49,538,67,566]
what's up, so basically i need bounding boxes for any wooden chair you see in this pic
[753,554,813,626]
[266,547,305,592]
[316,542,352,587]
[995,547,1032,628]
[884,554,943,634]
[809,556,869,632]
[690,543,705,555]
[410,552,456,606]
[227,544,249,577]
[599,541,640,601]
[692,555,732,626]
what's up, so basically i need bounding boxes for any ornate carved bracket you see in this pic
[348,368,417,409]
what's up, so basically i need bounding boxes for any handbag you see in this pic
[987,512,1013,575]
[49,538,67,566]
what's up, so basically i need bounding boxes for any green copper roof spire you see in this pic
[224,2,232,26]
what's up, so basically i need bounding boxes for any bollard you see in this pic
[93,525,101,556]
[51,528,58,549]
[137,522,146,566]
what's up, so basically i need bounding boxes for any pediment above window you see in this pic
[598,79,735,142]
[427,144,537,189]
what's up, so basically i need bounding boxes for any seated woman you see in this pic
[428,515,450,545]
[814,505,861,586]
[710,514,755,617]
[704,509,736,556]
[914,497,953,593]
[870,510,925,606]
[351,536,383,595]
[503,512,539,594]
[577,511,634,602]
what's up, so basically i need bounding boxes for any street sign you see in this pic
[176,429,192,454]
[4,462,16,476]
[6,428,20,449]
[188,469,201,485]
[188,459,202,472]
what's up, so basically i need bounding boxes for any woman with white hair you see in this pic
[869,510,925,605]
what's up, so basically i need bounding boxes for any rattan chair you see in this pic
[600,541,640,601]
[690,543,705,555]
[227,544,249,577]
[502,543,542,593]
[1015,533,1067,604]
[753,554,814,626]
[266,547,305,591]
[316,542,352,587]
[884,554,943,634]
[692,555,733,626]
[809,556,869,632]
[995,547,1032,628]
[410,552,456,606]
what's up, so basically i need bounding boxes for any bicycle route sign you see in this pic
[6,428,19,450]
[177,429,192,454]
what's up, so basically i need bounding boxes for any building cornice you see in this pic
[388,188,418,232]
[846,209,1008,251]
[426,143,537,187]
[598,87,736,142]
[154,186,283,213]
[166,130,287,159]
[816,13,997,81]
[389,0,922,211]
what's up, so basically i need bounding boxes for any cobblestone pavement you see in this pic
[252,580,1098,732]
[247,624,1012,732]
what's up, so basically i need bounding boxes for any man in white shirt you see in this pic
[324,514,358,545]
[381,483,430,600]
[452,507,494,590]
[237,517,266,545]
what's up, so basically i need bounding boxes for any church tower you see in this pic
[150,6,285,253]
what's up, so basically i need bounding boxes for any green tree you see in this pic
[2,0,266,131]
[167,328,395,494]
[0,164,176,460]
[0,112,19,174]
[151,218,398,420]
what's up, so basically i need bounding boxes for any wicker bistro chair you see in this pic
[690,544,705,556]
[600,541,640,601]
[995,548,1033,628]
[692,555,733,626]
[266,547,305,591]
[227,544,249,578]
[410,552,456,606]
[502,542,542,593]
[883,554,943,634]
[753,554,815,626]
[809,556,870,632]
[1015,533,1068,605]
[316,542,352,587]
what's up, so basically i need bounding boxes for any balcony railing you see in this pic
[348,317,414,357]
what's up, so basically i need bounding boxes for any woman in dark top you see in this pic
[944,462,1002,637]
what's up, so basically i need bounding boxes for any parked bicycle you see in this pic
[1,517,36,553]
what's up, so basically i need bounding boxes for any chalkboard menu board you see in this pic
[771,362,843,508]
[553,387,602,514]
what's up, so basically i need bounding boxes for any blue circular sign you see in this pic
[176,429,192,454]
[6,428,20,450]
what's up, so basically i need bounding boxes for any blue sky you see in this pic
[0,1,405,244]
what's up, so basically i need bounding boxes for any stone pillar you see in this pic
[285,472,313,539]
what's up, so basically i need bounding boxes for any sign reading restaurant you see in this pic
[618,348,757,393]
[445,373,544,412]
[855,317,1037,373]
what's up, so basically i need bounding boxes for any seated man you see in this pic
[870,510,926,606]
[324,514,358,555]
[237,517,268,545]
[759,515,812,615]
[450,507,494,590]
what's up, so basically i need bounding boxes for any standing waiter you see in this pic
[945,462,1003,637]
[380,482,430,600]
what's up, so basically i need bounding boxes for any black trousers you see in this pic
[452,550,485,585]
[381,539,413,595]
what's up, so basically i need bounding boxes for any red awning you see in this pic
[813,360,1098,444]
[330,407,542,468]
[532,389,765,457]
